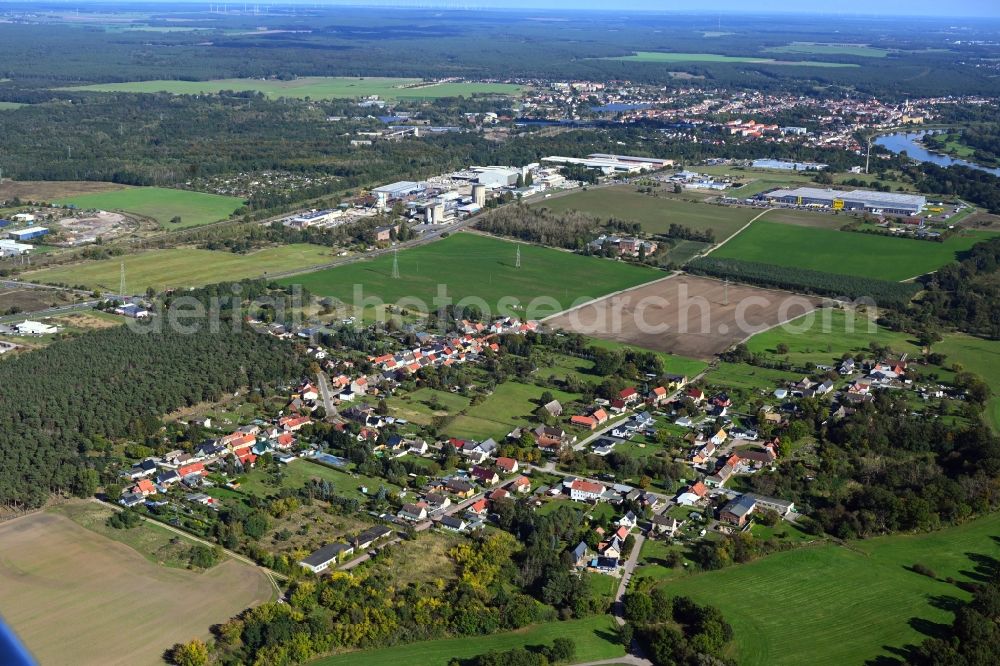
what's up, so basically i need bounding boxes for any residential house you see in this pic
[424,493,452,511]
[650,514,682,537]
[467,498,489,516]
[618,511,638,530]
[571,415,597,430]
[398,502,429,521]
[648,386,668,406]
[471,466,500,486]
[440,515,468,532]
[569,479,606,502]
[512,476,532,493]
[571,541,590,567]
[720,494,757,527]
[710,428,728,446]
[619,387,640,405]
[445,478,476,498]
[126,459,158,480]
[495,457,519,475]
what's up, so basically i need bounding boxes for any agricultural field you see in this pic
[606,51,858,67]
[281,233,661,320]
[61,77,523,100]
[546,274,820,360]
[765,42,890,57]
[532,185,763,241]
[448,381,581,441]
[713,221,993,281]
[664,512,1000,666]
[26,243,333,292]
[935,334,1000,431]
[0,508,272,666]
[311,614,625,666]
[0,179,129,201]
[0,285,78,313]
[54,186,245,229]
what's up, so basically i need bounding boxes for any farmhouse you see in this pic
[300,542,356,573]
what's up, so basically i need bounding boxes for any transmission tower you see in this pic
[391,249,400,279]
[515,244,521,269]
[119,262,126,299]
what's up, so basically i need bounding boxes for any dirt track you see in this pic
[546,274,821,360]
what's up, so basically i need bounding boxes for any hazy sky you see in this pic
[72,0,1000,17]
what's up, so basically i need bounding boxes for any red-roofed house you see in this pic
[512,476,531,493]
[571,415,597,430]
[648,386,668,405]
[619,387,639,404]
[280,415,312,432]
[467,498,488,516]
[495,457,519,474]
[133,478,157,496]
[177,462,206,478]
[592,408,609,424]
[570,479,606,501]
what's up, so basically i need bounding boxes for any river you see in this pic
[876,131,1000,177]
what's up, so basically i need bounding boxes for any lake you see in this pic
[876,131,1000,177]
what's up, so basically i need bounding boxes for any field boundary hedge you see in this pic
[687,257,921,308]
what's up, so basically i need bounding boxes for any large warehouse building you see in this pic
[763,187,926,216]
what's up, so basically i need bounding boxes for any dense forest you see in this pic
[0,325,304,509]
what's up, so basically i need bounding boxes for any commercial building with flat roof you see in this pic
[763,187,926,215]
[752,159,828,171]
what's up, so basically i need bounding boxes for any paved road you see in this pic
[315,372,339,419]
[570,657,651,666]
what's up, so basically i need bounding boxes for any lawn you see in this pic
[310,615,625,666]
[663,512,1000,666]
[280,233,662,319]
[27,243,333,292]
[448,381,580,442]
[62,77,522,100]
[713,221,991,281]
[0,508,272,666]
[532,186,762,241]
[54,186,244,229]
[605,52,858,68]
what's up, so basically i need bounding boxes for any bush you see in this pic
[912,563,937,579]
[106,509,143,529]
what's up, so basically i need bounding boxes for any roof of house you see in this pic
[301,542,354,567]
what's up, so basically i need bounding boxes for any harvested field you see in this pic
[545,274,820,360]
[0,511,273,666]
[0,180,127,201]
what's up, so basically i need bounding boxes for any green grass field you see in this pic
[714,221,992,281]
[27,243,332,292]
[61,77,522,100]
[606,52,859,68]
[664,512,1000,666]
[533,186,763,241]
[765,42,889,58]
[239,459,402,502]
[0,101,24,110]
[55,186,244,229]
[936,334,1000,431]
[386,387,472,426]
[311,615,625,666]
[448,381,581,441]
[280,233,661,319]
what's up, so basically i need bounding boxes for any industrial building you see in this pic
[8,226,49,242]
[542,153,673,174]
[752,159,828,171]
[286,209,342,228]
[763,187,926,215]
[14,320,58,336]
[373,181,427,208]
[0,239,32,257]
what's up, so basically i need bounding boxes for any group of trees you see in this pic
[624,586,735,666]
[191,532,556,666]
[475,205,602,250]
[687,256,922,309]
[0,325,304,509]
[882,235,1000,339]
